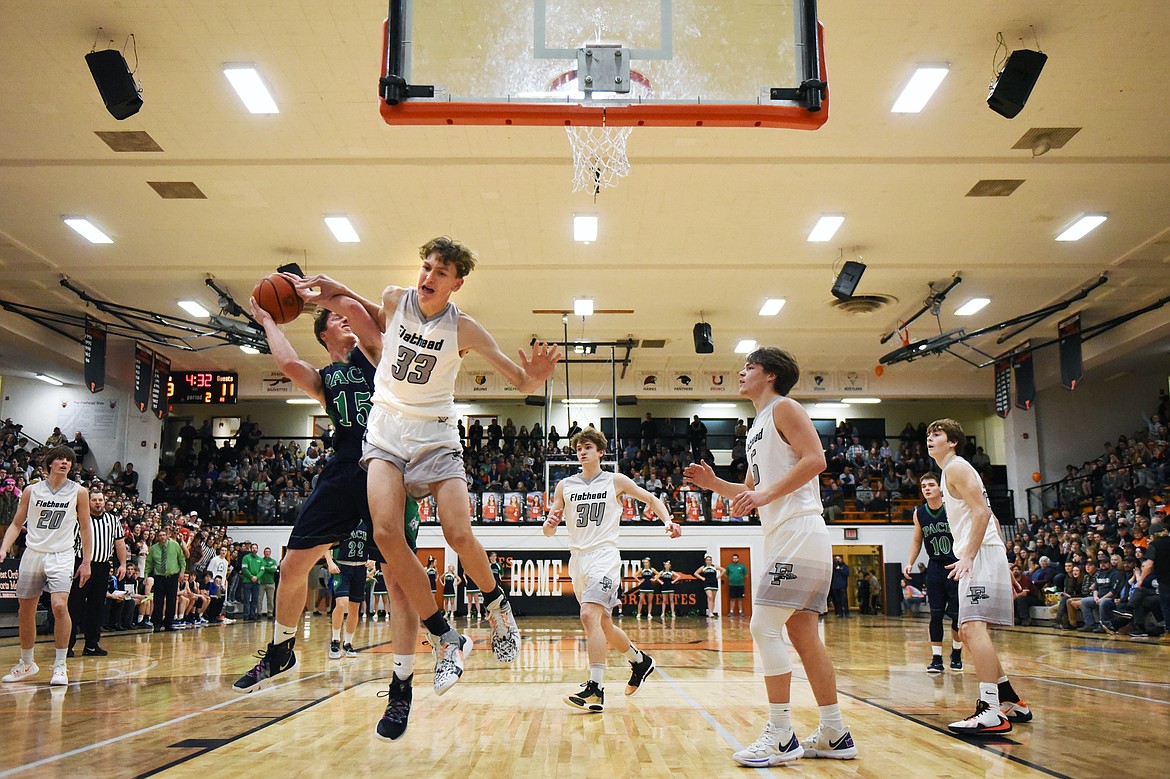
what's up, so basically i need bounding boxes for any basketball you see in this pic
[252,273,303,324]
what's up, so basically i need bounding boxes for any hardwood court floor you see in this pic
[0,613,1166,778]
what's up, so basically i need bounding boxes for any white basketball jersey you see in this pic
[562,471,623,553]
[24,478,80,554]
[940,455,1002,551]
[745,398,823,537]
[373,287,462,418]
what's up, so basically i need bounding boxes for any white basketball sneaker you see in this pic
[50,664,69,686]
[2,661,39,683]
[800,723,859,759]
[732,722,804,767]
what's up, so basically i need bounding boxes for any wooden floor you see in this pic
[0,612,1166,778]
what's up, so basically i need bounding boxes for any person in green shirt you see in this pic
[145,526,187,631]
[257,547,279,618]
[240,544,262,620]
[724,554,749,618]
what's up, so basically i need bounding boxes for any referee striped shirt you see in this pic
[76,511,123,564]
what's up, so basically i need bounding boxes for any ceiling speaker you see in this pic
[831,260,867,300]
[693,322,714,353]
[85,49,143,120]
[987,49,1047,119]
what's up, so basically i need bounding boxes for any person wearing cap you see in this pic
[1079,554,1123,633]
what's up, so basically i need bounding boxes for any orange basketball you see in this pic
[252,273,304,324]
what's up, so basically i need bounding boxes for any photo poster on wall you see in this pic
[681,489,706,522]
[502,491,524,522]
[466,492,480,523]
[481,491,502,522]
[460,549,711,616]
[525,491,545,521]
[418,494,437,524]
[711,494,732,522]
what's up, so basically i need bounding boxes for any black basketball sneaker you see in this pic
[233,642,297,694]
[376,673,413,740]
[625,651,656,696]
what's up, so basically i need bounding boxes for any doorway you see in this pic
[831,544,885,614]
[720,546,751,619]
[417,547,445,612]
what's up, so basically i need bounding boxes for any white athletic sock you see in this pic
[393,654,415,680]
[818,703,845,732]
[768,703,792,732]
[953,640,964,651]
[343,631,354,645]
[930,644,942,656]
[20,648,33,664]
[996,675,1009,685]
[979,682,1000,709]
[623,645,643,663]
[274,621,298,645]
[331,628,341,642]
[589,663,605,686]
[54,648,67,666]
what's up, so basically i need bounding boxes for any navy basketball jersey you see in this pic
[320,348,375,462]
[335,520,372,564]
[915,504,958,565]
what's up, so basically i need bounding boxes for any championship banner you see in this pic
[639,372,661,393]
[83,317,107,394]
[463,371,495,394]
[151,353,171,419]
[705,372,730,393]
[994,359,1012,419]
[1013,349,1036,410]
[467,549,709,616]
[261,370,296,395]
[806,371,831,394]
[133,343,153,412]
[1058,314,1083,391]
[670,372,697,392]
[839,370,867,394]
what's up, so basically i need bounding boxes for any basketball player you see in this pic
[296,237,561,685]
[1,446,92,686]
[543,428,680,712]
[232,300,424,742]
[926,419,1032,735]
[903,473,963,673]
[695,555,724,617]
[331,516,403,658]
[685,348,858,765]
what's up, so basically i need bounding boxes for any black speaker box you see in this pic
[693,322,714,354]
[831,260,867,300]
[85,49,143,120]
[524,395,547,407]
[987,49,1047,119]
[616,395,638,406]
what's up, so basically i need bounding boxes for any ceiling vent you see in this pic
[966,179,1025,197]
[828,294,898,316]
[638,339,666,348]
[147,181,207,199]
[94,130,164,152]
[1012,127,1081,153]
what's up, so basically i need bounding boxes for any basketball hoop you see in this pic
[555,70,652,195]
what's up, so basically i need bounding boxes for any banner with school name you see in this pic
[705,372,731,393]
[460,371,497,394]
[670,372,697,392]
[639,372,661,393]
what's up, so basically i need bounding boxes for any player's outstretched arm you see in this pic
[543,483,565,537]
[615,475,681,537]
[250,297,326,406]
[458,315,561,393]
[293,274,383,328]
[683,460,746,499]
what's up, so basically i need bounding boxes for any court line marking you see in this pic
[655,667,778,777]
[1026,676,1170,705]
[0,668,335,778]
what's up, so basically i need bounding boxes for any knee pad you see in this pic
[750,604,795,675]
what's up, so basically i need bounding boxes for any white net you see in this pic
[566,124,633,193]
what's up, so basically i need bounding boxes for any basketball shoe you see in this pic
[800,724,859,759]
[328,640,342,660]
[625,652,656,696]
[565,680,605,713]
[50,664,68,686]
[732,722,804,767]
[375,673,413,740]
[343,642,358,657]
[927,655,944,674]
[430,633,472,695]
[232,642,298,694]
[3,661,38,683]
[1001,698,1033,723]
[948,700,1012,735]
[486,597,520,662]
[950,650,964,671]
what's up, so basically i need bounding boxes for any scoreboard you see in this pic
[167,371,238,404]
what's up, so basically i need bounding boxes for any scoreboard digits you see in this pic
[167,371,238,404]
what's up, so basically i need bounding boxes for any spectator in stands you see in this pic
[1012,565,1042,626]
[118,462,139,497]
[1080,555,1123,632]
[468,419,484,452]
[257,547,278,617]
[69,431,90,464]
[45,427,67,447]
[240,543,262,620]
[855,480,875,512]
[902,579,926,611]
[145,526,185,632]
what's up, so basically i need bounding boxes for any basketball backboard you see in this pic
[379,0,828,128]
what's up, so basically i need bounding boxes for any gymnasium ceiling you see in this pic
[1,1,1169,401]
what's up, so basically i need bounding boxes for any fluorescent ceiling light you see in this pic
[758,298,786,316]
[891,66,949,113]
[815,402,851,409]
[177,300,211,319]
[223,65,279,113]
[734,339,757,354]
[35,373,64,386]
[286,398,320,405]
[846,398,881,404]
[453,403,472,410]
[63,217,113,244]
[561,398,601,405]
[239,345,261,355]
[1056,215,1107,242]
[324,215,360,243]
[574,214,598,243]
[954,298,990,316]
[807,215,844,242]
[701,402,737,408]
[574,298,594,316]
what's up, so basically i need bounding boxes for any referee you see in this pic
[68,489,126,656]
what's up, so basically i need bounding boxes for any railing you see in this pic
[1024,461,1166,517]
